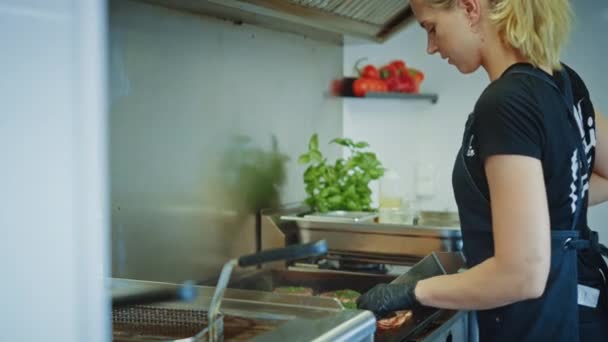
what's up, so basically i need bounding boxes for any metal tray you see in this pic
[290,211,378,223]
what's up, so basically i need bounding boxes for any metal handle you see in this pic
[237,240,328,267]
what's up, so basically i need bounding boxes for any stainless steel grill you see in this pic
[289,0,409,26]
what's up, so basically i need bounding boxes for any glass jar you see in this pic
[378,169,413,224]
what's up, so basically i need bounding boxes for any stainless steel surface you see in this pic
[276,208,463,264]
[302,210,378,223]
[112,278,345,317]
[227,264,468,342]
[227,269,396,295]
[206,241,329,341]
[390,252,464,285]
[251,310,376,342]
[417,210,460,227]
[259,207,468,340]
[416,310,470,342]
[111,278,376,341]
[110,0,343,284]
[135,0,414,43]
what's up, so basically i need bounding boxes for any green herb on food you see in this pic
[320,289,361,309]
[333,289,361,300]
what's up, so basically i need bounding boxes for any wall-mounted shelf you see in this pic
[342,92,439,104]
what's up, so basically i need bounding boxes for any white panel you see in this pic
[72,0,110,341]
[0,1,70,14]
[0,1,108,341]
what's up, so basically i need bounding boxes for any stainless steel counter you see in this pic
[262,206,463,267]
[111,278,376,341]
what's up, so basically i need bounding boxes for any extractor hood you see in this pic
[138,0,415,44]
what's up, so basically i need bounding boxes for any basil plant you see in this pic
[298,134,384,213]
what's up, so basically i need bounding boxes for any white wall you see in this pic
[343,25,487,212]
[343,0,608,241]
[0,0,108,341]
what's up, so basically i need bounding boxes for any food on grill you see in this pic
[272,286,314,296]
[377,310,413,330]
[319,289,361,309]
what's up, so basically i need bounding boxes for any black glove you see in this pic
[356,282,420,318]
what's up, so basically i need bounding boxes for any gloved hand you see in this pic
[356,282,420,318]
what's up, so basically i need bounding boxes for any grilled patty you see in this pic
[377,310,413,330]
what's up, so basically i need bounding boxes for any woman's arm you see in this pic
[415,155,550,310]
[589,111,608,206]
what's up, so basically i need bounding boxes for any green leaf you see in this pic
[305,197,316,207]
[309,133,319,151]
[330,138,354,147]
[310,150,323,163]
[361,174,371,185]
[328,195,343,205]
[345,200,358,211]
[354,141,369,149]
[304,168,317,183]
[327,185,340,195]
[298,153,311,164]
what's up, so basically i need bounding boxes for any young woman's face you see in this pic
[411,0,484,74]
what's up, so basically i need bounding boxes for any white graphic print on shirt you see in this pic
[569,99,596,213]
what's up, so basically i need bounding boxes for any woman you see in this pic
[356,0,608,341]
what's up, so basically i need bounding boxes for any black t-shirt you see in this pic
[460,63,596,230]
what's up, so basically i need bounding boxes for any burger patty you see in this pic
[377,310,413,330]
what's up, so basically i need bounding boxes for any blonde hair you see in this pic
[424,0,572,69]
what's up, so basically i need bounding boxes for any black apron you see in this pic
[453,64,608,342]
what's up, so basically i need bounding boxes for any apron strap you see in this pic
[505,65,608,258]
[505,65,586,231]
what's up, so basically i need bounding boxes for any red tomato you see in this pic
[353,78,371,97]
[390,60,407,71]
[380,65,399,80]
[399,74,416,93]
[408,68,425,82]
[353,78,388,96]
[354,58,380,79]
[361,65,380,79]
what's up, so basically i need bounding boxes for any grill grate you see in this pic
[288,0,409,26]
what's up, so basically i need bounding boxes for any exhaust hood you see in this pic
[138,0,415,44]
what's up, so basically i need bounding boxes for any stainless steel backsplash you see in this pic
[109,0,342,283]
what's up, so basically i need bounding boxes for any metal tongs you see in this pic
[206,240,328,341]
